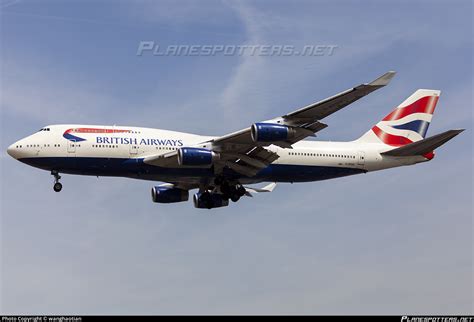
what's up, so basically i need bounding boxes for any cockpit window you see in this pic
[38,128,51,132]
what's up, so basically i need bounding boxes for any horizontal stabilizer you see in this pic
[381,129,464,157]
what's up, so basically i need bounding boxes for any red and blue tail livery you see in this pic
[359,89,440,147]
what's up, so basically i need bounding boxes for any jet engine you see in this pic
[177,147,219,166]
[151,186,189,203]
[251,123,295,142]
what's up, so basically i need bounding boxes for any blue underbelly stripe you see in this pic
[18,157,365,182]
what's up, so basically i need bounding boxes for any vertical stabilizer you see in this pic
[357,89,440,146]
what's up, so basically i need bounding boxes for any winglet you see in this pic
[368,71,396,87]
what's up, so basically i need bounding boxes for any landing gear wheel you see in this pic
[236,185,246,197]
[220,182,230,195]
[51,170,62,192]
[230,194,240,202]
[221,194,230,202]
[214,176,224,186]
[200,191,212,209]
[53,182,63,192]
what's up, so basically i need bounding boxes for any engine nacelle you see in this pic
[151,186,189,203]
[193,192,229,209]
[251,123,295,142]
[177,147,219,166]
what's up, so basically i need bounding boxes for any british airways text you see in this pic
[96,137,184,146]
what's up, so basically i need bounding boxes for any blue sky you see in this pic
[1,0,472,314]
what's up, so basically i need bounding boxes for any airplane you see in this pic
[6,71,464,209]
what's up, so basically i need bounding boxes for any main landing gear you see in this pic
[51,170,62,192]
[193,178,247,209]
[215,177,246,202]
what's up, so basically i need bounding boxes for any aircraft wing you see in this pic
[144,150,179,167]
[144,71,396,177]
[212,71,395,148]
[144,144,279,177]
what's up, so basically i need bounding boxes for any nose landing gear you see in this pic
[53,182,63,192]
[51,170,62,192]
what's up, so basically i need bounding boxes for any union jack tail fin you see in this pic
[357,89,440,146]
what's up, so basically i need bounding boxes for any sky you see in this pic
[0,0,472,315]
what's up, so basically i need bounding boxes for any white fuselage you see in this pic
[7,124,429,184]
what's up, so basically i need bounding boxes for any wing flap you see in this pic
[235,147,279,169]
[223,161,260,177]
[244,182,277,194]
[220,147,279,177]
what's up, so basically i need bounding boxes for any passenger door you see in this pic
[357,151,365,166]
[129,144,139,157]
[67,140,76,155]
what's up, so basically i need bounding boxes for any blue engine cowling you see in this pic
[193,192,229,209]
[251,123,295,142]
[151,186,189,203]
[178,147,219,166]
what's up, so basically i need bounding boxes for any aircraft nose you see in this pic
[7,143,18,159]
